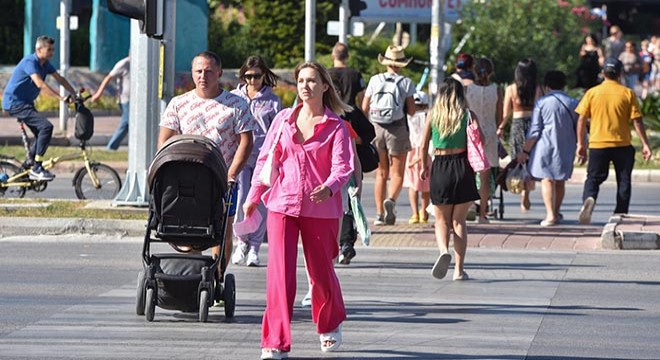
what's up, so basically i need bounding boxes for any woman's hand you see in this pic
[310,184,332,203]
[516,152,528,163]
[420,164,430,181]
[243,201,257,217]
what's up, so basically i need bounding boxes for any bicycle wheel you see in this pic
[0,161,27,198]
[74,163,122,200]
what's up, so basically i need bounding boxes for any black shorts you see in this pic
[430,152,480,205]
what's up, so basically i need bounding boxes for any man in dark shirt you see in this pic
[328,42,373,265]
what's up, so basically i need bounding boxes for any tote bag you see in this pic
[466,110,490,172]
[258,118,286,187]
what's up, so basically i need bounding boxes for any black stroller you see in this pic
[136,135,236,322]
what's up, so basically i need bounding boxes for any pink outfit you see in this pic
[404,148,431,192]
[246,104,354,352]
[247,105,354,218]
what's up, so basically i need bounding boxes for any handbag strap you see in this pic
[267,117,287,155]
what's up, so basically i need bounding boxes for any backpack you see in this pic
[74,103,94,141]
[369,74,406,124]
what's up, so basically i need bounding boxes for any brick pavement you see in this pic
[365,221,603,250]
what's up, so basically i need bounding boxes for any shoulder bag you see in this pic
[466,109,490,172]
[258,117,287,187]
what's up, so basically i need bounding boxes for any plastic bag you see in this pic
[348,177,370,246]
[506,162,527,194]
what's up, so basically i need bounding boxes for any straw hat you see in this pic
[377,45,412,68]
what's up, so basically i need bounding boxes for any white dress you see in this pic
[465,83,499,167]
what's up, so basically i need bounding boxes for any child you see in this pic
[404,91,431,224]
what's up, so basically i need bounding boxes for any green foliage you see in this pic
[0,146,128,163]
[0,199,147,220]
[0,0,24,63]
[641,93,660,132]
[33,95,119,112]
[272,85,297,108]
[454,0,595,84]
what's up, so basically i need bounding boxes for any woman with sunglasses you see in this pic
[231,56,282,267]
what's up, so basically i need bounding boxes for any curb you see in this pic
[0,216,146,238]
[601,214,660,250]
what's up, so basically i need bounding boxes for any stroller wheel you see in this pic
[135,270,146,316]
[223,273,236,318]
[199,289,210,323]
[145,287,156,321]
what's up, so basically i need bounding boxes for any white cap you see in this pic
[413,91,429,105]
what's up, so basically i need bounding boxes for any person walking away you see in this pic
[575,58,652,224]
[404,90,431,224]
[158,51,256,277]
[243,61,354,359]
[420,78,481,281]
[328,42,369,264]
[638,39,654,99]
[451,53,475,85]
[619,41,640,91]
[362,45,416,225]
[2,35,76,181]
[603,25,625,60]
[516,71,579,226]
[230,55,282,267]
[497,58,542,212]
[465,57,503,223]
[90,56,130,150]
[576,34,605,90]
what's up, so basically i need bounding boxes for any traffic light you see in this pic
[107,0,164,39]
[348,0,367,17]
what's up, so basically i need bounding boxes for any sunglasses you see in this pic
[244,73,263,80]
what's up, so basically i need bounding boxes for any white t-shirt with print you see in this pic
[160,90,256,167]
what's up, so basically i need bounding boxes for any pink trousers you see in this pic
[261,211,347,352]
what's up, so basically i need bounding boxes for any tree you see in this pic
[452,0,597,84]
[0,0,24,64]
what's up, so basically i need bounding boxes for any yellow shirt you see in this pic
[575,79,642,149]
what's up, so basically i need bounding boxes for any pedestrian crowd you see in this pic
[2,26,656,359]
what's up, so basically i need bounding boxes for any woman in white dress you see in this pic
[464,57,502,223]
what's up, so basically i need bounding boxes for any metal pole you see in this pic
[339,0,349,44]
[429,0,445,101]
[305,0,316,61]
[58,0,70,132]
[410,23,417,45]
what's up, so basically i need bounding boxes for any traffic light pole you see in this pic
[112,0,175,206]
[305,0,315,61]
[59,0,70,132]
[429,0,445,102]
[339,0,349,44]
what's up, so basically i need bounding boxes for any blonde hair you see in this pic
[294,61,352,116]
[431,77,469,138]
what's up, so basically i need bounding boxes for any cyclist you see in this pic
[2,35,76,181]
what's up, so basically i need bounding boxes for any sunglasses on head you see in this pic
[244,73,263,80]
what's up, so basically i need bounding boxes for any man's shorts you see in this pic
[372,120,411,156]
[226,183,239,217]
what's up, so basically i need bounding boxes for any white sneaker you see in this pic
[578,197,596,225]
[374,214,385,226]
[246,248,260,267]
[231,241,249,265]
[28,167,55,181]
[301,289,312,307]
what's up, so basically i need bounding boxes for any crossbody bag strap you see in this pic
[267,116,287,154]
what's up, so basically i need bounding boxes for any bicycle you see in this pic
[0,90,122,200]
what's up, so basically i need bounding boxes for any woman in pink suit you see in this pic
[244,61,354,360]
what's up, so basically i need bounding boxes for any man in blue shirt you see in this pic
[2,35,76,181]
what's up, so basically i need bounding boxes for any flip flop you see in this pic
[261,348,288,359]
[432,253,451,279]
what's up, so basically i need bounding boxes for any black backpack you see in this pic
[74,103,94,141]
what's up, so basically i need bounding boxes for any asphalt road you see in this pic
[1,235,660,359]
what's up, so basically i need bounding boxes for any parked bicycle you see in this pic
[0,89,122,200]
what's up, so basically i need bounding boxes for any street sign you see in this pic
[327,20,365,36]
[351,0,466,24]
[56,15,78,30]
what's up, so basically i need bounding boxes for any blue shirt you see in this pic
[527,90,579,181]
[2,54,56,110]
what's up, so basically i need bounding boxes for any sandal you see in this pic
[432,253,451,279]
[408,214,419,224]
[320,324,342,352]
[261,348,288,359]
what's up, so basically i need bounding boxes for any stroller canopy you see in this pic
[148,134,228,192]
